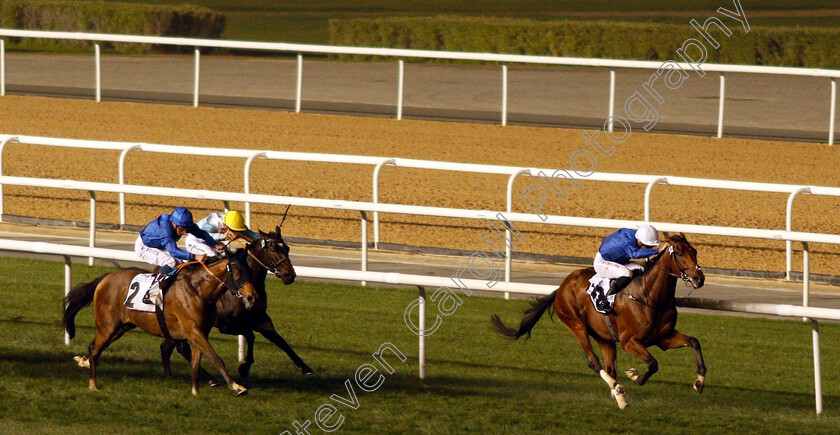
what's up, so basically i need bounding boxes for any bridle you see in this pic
[666,244,702,287]
[200,251,252,300]
[227,234,291,278]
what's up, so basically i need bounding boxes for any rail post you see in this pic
[644,177,668,222]
[243,151,266,227]
[786,187,810,280]
[361,210,368,286]
[418,285,426,380]
[830,78,836,146]
[94,43,101,102]
[608,70,615,132]
[89,191,96,266]
[295,54,303,113]
[1,39,4,96]
[397,60,404,120]
[193,48,200,107]
[118,144,142,226]
[717,73,725,138]
[812,318,822,415]
[501,65,508,126]
[372,159,396,249]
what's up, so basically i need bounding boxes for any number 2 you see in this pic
[125,281,141,308]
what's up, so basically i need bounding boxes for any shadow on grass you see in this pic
[3,347,835,415]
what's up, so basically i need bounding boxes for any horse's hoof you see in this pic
[75,355,90,368]
[693,380,704,394]
[192,387,199,396]
[231,382,248,396]
[301,365,315,376]
[624,368,639,382]
[89,380,99,392]
[207,378,223,388]
[238,364,251,378]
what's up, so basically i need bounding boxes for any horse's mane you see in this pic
[643,233,687,271]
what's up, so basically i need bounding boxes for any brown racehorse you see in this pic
[491,233,706,408]
[159,226,314,382]
[63,248,258,396]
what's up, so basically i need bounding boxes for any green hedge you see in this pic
[329,16,840,69]
[0,0,225,53]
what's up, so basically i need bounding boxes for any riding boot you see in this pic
[146,266,175,308]
[632,268,645,278]
[606,275,633,296]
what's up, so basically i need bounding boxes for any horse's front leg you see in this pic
[621,337,658,386]
[657,330,706,393]
[238,330,255,377]
[184,328,247,396]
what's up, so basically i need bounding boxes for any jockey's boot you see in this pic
[606,275,633,296]
[146,265,176,308]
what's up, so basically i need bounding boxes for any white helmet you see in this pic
[636,225,660,247]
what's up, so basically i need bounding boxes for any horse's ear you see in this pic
[275,225,282,235]
[679,232,686,240]
[259,228,269,239]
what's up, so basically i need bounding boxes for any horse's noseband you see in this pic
[668,245,701,286]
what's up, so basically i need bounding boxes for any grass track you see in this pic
[1,255,839,433]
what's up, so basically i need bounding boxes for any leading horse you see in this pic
[160,225,314,380]
[491,233,706,408]
[63,248,258,396]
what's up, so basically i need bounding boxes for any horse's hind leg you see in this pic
[87,323,133,391]
[657,330,706,393]
[253,315,314,375]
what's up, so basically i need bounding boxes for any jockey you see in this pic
[594,224,662,296]
[185,210,260,257]
[135,207,221,302]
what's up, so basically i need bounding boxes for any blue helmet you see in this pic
[170,207,194,227]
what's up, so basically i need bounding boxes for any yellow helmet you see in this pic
[223,210,247,231]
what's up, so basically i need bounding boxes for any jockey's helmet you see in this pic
[635,224,660,247]
[170,207,194,227]
[224,210,247,231]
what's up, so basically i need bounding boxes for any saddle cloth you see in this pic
[124,273,158,313]
[586,275,616,314]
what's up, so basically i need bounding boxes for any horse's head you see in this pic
[663,232,704,289]
[255,225,296,285]
[224,247,258,309]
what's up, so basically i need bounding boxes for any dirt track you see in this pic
[1,96,839,275]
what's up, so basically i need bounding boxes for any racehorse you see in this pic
[63,248,258,396]
[491,233,706,408]
[160,225,314,381]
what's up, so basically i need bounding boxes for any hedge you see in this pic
[0,0,225,53]
[328,16,840,69]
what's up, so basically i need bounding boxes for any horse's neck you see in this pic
[193,261,228,303]
[246,253,269,293]
[641,253,678,304]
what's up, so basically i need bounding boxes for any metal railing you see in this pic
[0,238,834,414]
[1,134,839,282]
[0,29,837,143]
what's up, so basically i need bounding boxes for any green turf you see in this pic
[94,1,840,43]
[1,255,839,433]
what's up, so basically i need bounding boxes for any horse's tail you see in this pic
[490,289,558,340]
[62,273,108,339]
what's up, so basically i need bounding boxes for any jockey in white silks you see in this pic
[594,225,663,296]
[185,210,260,257]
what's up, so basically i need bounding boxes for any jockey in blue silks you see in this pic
[594,225,663,295]
[134,207,221,301]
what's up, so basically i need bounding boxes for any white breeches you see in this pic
[185,234,220,257]
[134,236,180,268]
[594,252,644,279]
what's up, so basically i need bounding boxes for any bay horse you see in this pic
[491,233,706,408]
[63,248,258,396]
[160,225,314,382]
